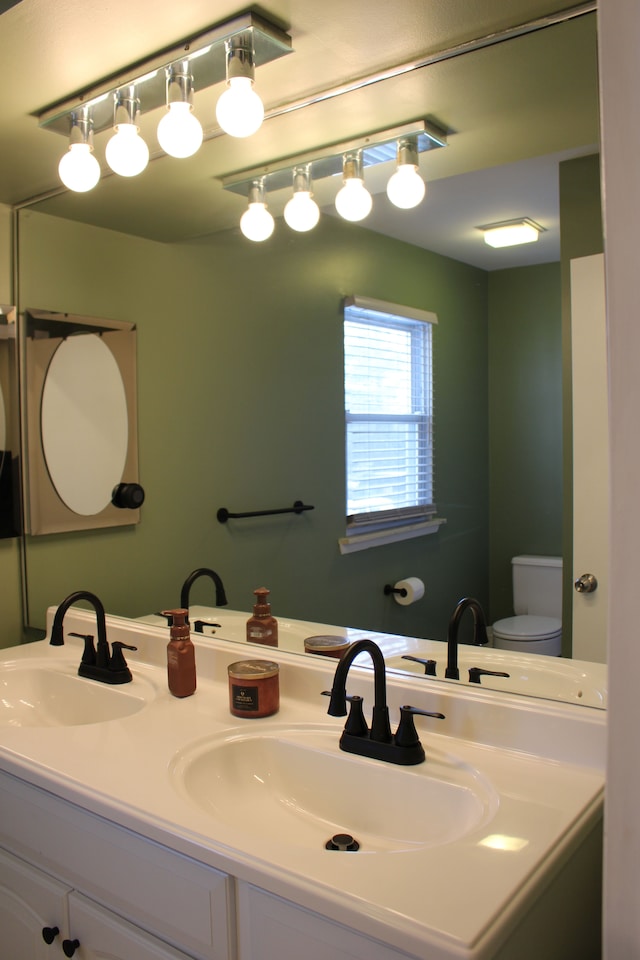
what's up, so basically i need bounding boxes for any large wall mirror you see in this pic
[5,1,604,708]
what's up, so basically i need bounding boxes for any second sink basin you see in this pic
[170,723,498,853]
[0,661,152,727]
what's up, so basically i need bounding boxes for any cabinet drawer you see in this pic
[0,772,233,960]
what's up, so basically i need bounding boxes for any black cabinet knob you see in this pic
[62,939,80,957]
[41,926,59,945]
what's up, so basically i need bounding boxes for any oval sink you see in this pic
[170,724,498,853]
[387,651,608,708]
[0,662,152,727]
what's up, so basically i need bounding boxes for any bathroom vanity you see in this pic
[0,610,605,960]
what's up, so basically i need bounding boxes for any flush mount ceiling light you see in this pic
[221,119,447,237]
[37,12,292,191]
[479,218,545,248]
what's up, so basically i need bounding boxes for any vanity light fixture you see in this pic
[240,179,275,242]
[58,109,101,193]
[386,137,426,209]
[335,151,373,222]
[37,12,292,188]
[479,218,544,248]
[283,165,320,232]
[105,88,150,177]
[220,119,447,238]
[156,62,203,159]
[216,35,265,138]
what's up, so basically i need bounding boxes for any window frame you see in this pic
[340,295,445,554]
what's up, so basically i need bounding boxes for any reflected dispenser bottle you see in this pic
[164,608,197,698]
[246,588,278,647]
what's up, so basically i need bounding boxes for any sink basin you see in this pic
[386,649,608,708]
[170,723,498,853]
[0,661,151,727]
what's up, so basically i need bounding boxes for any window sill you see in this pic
[338,517,446,555]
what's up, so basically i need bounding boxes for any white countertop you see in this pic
[0,609,606,960]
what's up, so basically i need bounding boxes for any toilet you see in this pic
[492,555,562,656]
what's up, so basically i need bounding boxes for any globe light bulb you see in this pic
[386,164,426,209]
[157,101,203,158]
[58,143,101,193]
[240,202,275,242]
[284,190,320,232]
[105,123,150,177]
[335,177,372,222]
[216,76,264,138]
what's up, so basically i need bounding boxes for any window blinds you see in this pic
[344,297,436,527]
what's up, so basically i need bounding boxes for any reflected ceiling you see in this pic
[0,0,598,269]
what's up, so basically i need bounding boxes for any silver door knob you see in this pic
[574,573,598,593]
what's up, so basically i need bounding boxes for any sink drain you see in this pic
[325,833,360,851]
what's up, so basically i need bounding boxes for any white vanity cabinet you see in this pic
[0,846,69,959]
[0,772,234,960]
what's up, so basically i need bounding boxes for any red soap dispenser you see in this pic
[246,588,278,647]
[164,608,197,698]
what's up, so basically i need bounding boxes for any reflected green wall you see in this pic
[6,209,489,647]
[488,263,563,620]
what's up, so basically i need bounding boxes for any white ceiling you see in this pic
[0,0,599,270]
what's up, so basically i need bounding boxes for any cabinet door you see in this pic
[67,892,192,960]
[0,847,69,959]
[237,883,417,960]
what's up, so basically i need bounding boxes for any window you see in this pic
[341,295,441,553]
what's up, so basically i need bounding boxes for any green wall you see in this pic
[559,153,604,648]
[5,208,489,648]
[488,263,563,620]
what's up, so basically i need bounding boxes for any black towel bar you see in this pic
[217,500,314,523]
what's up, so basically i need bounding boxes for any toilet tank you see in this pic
[512,555,563,618]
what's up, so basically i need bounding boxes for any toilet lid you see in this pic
[493,615,562,641]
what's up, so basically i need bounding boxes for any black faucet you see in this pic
[325,639,444,766]
[179,567,228,619]
[445,597,489,680]
[50,590,136,684]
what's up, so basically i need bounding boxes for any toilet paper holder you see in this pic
[383,583,407,598]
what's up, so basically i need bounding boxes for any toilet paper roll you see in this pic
[393,577,425,606]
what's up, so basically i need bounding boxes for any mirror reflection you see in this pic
[1,5,605,708]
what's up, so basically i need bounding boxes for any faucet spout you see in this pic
[446,596,489,680]
[327,638,392,743]
[180,567,228,612]
[50,590,108,649]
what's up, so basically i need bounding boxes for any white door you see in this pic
[570,253,608,663]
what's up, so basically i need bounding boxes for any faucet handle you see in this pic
[401,654,437,676]
[468,667,510,684]
[69,632,96,666]
[110,642,137,673]
[344,695,368,737]
[395,705,445,749]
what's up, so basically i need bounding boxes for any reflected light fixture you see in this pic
[216,35,264,138]
[240,179,275,241]
[335,151,373,222]
[157,62,203,158]
[105,88,149,177]
[284,165,320,232]
[386,137,426,209]
[480,218,544,248]
[221,119,447,242]
[58,110,101,193]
